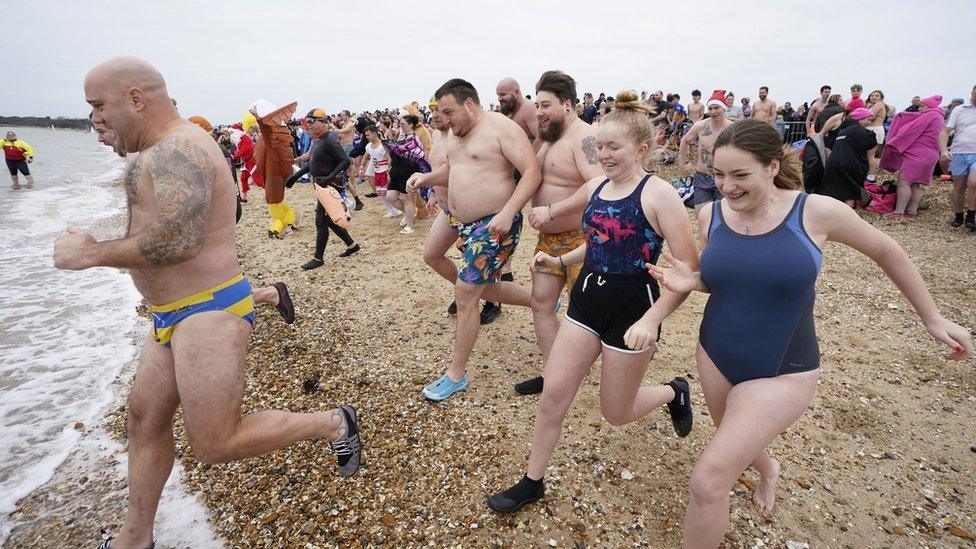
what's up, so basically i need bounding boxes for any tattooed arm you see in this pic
[93,135,215,268]
[678,121,701,175]
[575,135,605,181]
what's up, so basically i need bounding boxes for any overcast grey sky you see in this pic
[4,0,974,123]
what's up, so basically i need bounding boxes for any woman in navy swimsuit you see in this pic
[649,119,973,548]
[488,91,701,513]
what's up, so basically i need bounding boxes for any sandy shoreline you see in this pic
[7,167,976,548]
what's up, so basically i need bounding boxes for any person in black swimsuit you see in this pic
[488,90,700,513]
[287,109,360,269]
[648,119,972,548]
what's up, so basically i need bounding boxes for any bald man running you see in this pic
[483,77,540,322]
[54,57,362,549]
[497,77,539,142]
[408,78,542,402]
[515,70,603,396]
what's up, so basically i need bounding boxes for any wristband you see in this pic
[548,204,553,221]
[558,255,565,268]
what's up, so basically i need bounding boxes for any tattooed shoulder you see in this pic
[582,136,598,165]
[122,155,143,200]
[136,134,216,266]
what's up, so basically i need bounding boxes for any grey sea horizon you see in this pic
[4,0,974,123]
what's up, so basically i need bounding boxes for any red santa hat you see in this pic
[707,90,728,110]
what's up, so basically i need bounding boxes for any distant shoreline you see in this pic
[0,117,92,131]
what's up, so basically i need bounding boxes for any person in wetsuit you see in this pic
[817,108,878,207]
[287,108,360,270]
[648,119,972,548]
[815,93,845,136]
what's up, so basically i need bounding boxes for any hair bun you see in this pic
[613,89,649,112]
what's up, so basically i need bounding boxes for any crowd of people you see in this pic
[11,80,976,232]
[44,55,974,549]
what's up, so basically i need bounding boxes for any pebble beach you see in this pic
[6,165,976,548]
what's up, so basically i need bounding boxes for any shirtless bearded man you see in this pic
[679,90,734,213]
[514,70,603,396]
[497,77,539,142]
[752,86,777,124]
[54,57,362,549]
[408,78,542,401]
[483,77,540,323]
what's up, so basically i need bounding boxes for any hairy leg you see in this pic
[447,281,489,380]
[423,212,460,284]
[252,286,278,306]
[170,312,345,464]
[112,333,180,549]
[966,171,976,210]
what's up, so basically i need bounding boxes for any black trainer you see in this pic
[488,475,545,513]
[480,302,502,325]
[272,282,295,324]
[447,300,457,315]
[338,243,361,258]
[665,377,693,438]
[354,198,365,211]
[950,214,964,228]
[330,406,363,477]
[301,258,324,270]
[515,375,544,395]
[97,532,155,549]
[364,192,378,198]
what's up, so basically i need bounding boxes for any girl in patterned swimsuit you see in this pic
[488,90,701,513]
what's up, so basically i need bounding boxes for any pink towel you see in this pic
[880,109,943,184]
[884,109,943,154]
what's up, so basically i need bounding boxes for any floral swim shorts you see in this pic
[456,212,522,285]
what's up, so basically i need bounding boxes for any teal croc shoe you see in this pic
[423,374,469,401]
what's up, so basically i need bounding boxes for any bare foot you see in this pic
[752,458,779,519]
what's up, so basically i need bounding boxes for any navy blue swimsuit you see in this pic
[566,174,664,352]
[699,193,823,384]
